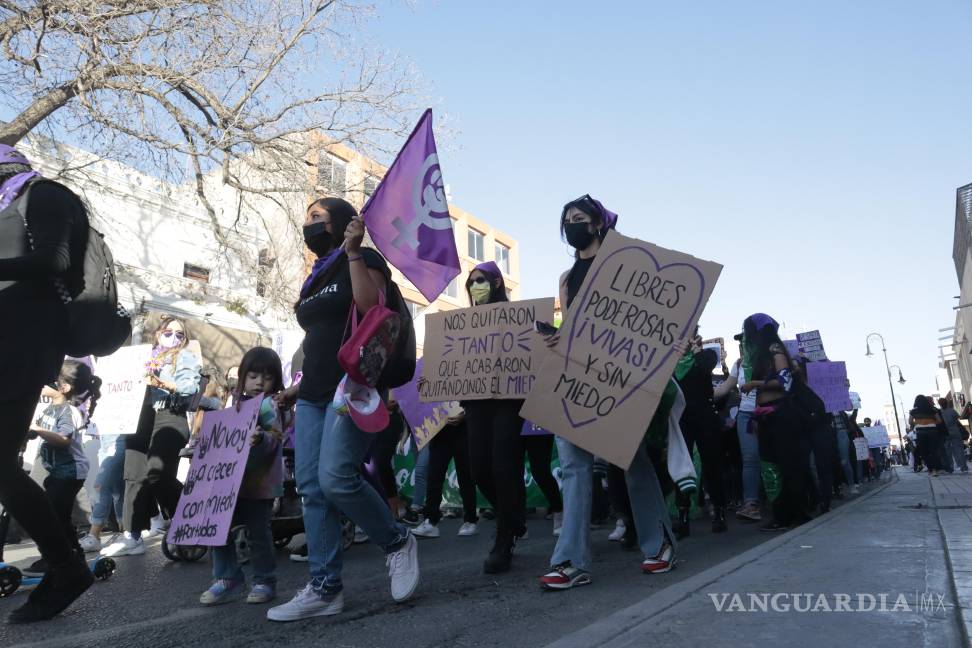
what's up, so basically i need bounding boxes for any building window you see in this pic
[405,300,424,319]
[445,275,460,299]
[256,248,274,297]
[494,242,510,274]
[317,151,347,197]
[183,263,210,283]
[364,174,379,202]
[467,228,485,261]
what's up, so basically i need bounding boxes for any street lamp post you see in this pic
[866,333,905,449]
[888,364,907,443]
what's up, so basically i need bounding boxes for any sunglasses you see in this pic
[469,277,489,285]
[161,330,186,341]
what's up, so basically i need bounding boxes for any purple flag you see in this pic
[362,110,460,302]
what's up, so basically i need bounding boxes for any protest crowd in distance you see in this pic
[0,113,960,626]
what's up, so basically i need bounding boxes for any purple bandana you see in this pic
[473,260,502,279]
[0,144,39,210]
[300,247,346,299]
[587,196,618,231]
[744,313,779,333]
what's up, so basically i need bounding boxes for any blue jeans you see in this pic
[295,400,409,595]
[412,445,431,508]
[835,428,854,487]
[551,436,674,570]
[735,412,760,506]
[211,497,276,586]
[90,435,125,526]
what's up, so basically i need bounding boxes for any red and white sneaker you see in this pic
[539,562,592,590]
[641,543,675,574]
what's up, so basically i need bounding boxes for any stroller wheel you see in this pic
[176,545,208,562]
[232,526,251,565]
[93,557,116,580]
[161,538,182,562]
[274,535,292,549]
[0,565,22,597]
[341,518,355,551]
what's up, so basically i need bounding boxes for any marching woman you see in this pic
[537,195,685,590]
[738,313,810,531]
[462,261,527,573]
[268,197,418,622]
[0,145,93,622]
[102,316,201,557]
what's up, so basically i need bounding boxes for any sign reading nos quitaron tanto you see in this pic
[521,231,722,469]
[420,298,554,401]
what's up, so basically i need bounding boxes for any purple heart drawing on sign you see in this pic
[561,245,708,428]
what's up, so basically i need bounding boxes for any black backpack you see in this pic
[20,180,132,357]
[378,280,416,389]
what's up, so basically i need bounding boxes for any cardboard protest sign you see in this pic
[520,231,722,469]
[797,330,827,361]
[167,397,261,546]
[862,424,890,449]
[420,298,555,401]
[849,391,862,409]
[806,361,852,413]
[91,345,153,436]
[393,359,462,449]
[853,437,870,461]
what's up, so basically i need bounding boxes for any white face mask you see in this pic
[158,330,184,349]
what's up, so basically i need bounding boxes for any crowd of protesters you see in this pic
[1,145,966,625]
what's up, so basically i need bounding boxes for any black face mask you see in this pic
[564,222,596,250]
[303,222,334,257]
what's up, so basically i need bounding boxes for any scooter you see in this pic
[0,450,116,597]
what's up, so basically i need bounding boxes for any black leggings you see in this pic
[0,391,75,565]
[680,412,727,508]
[44,476,84,555]
[125,409,189,534]
[523,435,562,513]
[464,399,525,535]
[372,417,402,500]
[424,422,478,524]
[808,422,837,507]
[916,426,945,472]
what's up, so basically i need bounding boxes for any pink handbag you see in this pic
[338,290,402,387]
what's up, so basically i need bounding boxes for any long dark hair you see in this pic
[234,346,284,402]
[307,196,357,249]
[464,269,508,305]
[58,359,102,428]
[746,319,793,380]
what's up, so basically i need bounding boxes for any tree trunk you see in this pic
[0,83,78,145]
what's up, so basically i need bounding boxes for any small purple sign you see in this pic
[167,397,261,546]
[393,358,460,449]
[806,360,852,413]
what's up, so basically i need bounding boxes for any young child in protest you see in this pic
[199,347,288,606]
[25,359,102,574]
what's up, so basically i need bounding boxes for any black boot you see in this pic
[619,521,637,550]
[483,530,515,574]
[673,506,691,540]
[711,507,728,533]
[8,552,94,624]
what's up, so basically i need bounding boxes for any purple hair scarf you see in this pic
[0,144,39,210]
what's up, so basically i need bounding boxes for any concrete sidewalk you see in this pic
[547,468,970,648]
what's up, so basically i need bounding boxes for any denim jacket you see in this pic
[148,349,201,413]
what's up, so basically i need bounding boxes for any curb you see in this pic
[543,473,899,648]
[931,475,972,648]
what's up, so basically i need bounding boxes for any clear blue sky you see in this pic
[376,1,971,430]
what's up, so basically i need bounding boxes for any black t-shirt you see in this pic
[678,349,720,423]
[295,248,390,402]
[565,256,595,310]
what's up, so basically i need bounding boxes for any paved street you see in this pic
[0,477,915,648]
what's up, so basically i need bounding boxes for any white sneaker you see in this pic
[386,534,420,602]
[79,533,102,553]
[142,514,168,539]
[353,526,369,544]
[267,584,344,622]
[553,512,564,537]
[100,532,145,557]
[412,520,440,538]
[608,519,626,542]
[851,484,862,495]
[457,522,479,537]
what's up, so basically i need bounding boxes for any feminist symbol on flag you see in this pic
[390,153,453,253]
